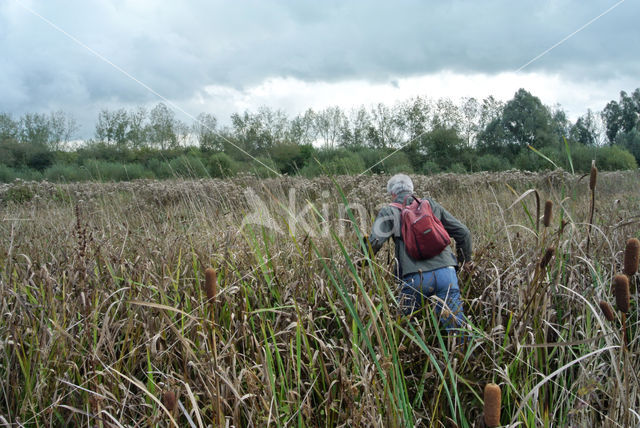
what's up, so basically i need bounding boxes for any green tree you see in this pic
[48,110,78,150]
[193,112,219,151]
[367,103,403,149]
[570,110,600,146]
[127,107,148,148]
[477,89,554,159]
[231,107,288,155]
[20,113,51,146]
[339,106,370,148]
[95,108,129,147]
[313,106,345,149]
[289,109,316,146]
[615,128,640,164]
[602,99,623,144]
[398,96,432,141]
[148,103,178,150]
[0,113,19,143]
[417,127,465,171]
[601,89,640,144]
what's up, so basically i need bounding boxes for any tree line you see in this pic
[1,88,639,182]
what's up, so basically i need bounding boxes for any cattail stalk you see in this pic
[623,238,640,277]
[204,267,223,423]
[543,200,553,228]
[586,161,597,256]
[484,383,501,427]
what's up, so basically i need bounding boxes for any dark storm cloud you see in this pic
[1,0,637,135]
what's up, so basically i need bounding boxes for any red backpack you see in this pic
[390,196,451,259]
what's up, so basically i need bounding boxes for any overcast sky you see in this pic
[1,0,639,138]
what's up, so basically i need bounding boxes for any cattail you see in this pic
[483,383,501,427]
[205,268,217,301]
[623,238,640,276]
[543,200,553,227]
[599,301,615,322]
[613,274,630,313]
[540,247,555,269]
[589,161,597,191]
[162,390,176,412]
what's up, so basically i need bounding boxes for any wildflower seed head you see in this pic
[589,161,597,191]
[613,274,630,313]
[483,383,501,427]
[623,238,640,276]
[205,268,217,301]
[598,301,615,322]
[543,200,553,227]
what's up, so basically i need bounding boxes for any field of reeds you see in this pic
[1,169,639,427]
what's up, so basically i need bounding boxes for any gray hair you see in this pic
[386,174,414,195]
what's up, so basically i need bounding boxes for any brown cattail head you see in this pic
[543,200,553,228]
[205,268,217,301]
[589,161,597,191]
[613,274,630,313]
[599,301,615,322]
[483,383,501,427]
[162,390,176,412]
[540,247,555,269]
[542,201,553,227]
[623,238,640,276]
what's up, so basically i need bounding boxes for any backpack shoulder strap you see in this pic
[389,202,404,210]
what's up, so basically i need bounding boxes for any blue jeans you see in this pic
[400,267,466,331]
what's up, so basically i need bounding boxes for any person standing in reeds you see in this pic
[367,174,472,331]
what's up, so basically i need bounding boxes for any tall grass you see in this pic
[0,170,638,426]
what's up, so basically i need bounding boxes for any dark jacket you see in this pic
[369,191,472,278]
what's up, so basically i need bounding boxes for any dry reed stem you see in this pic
[483,383,501,427]
[543,200,553,228]
[623,238,640,277]
[613,274,630,313]
[598,301,615,322]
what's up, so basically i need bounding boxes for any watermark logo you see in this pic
[241,187,380,238]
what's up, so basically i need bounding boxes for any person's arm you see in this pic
[431,199,472,263]
[368,205,399,255]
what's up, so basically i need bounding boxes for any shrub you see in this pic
[147,158,174,179]
[244,157,280,178]
[0,164,17,183]
[168,155,209,178]
[84,160,154,181]
[382,151,413,175]
[515,149,553,171]
[354,147,388,174]
[476,154,509,172]
[44,164,90,182]
[598,146,637,171]
[418,160,441,175]
[447,162,467,173]
[5,184,34,203]
[324,152,365,175]
[207,152,237,178]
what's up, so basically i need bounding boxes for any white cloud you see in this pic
[187,71,636,125]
